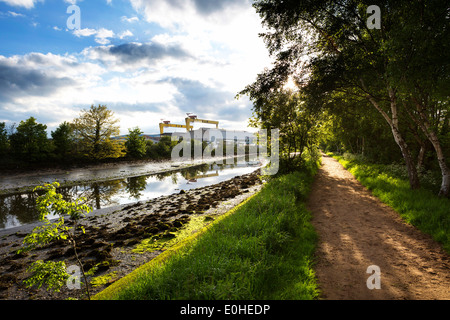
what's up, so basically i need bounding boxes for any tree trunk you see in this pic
[391,125,421,189]
[407,100,450,197]
[422,128,449,197]
[417,145,425,169]
[360,80,420,190]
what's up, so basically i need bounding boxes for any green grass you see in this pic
[94,163,320,300]
[329,152,450,253]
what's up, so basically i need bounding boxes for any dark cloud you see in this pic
[92,42,192,65]
[0,62,75,101]
[192,0,248,15]
[164,77,231,110]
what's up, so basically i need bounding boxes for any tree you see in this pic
[19,182,93,299]
[73,105,125,160]
[125,127,147,159]
[9,117,51,162]
[51,121,75,160]
[0,122,8,157]
[246,0,449,195]
[239,88,322,171]
[149,136,177,159]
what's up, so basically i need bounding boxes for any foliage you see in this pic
[125,127,147,159]
[246,0,449,196]
[23,260,69,292]
[19,181,93,298]
[51,121,75,159]
[73,104,125,160]
[9,117,51,162]
[0,122,8,156]
[147,135,178,159]
[239,87,324,172]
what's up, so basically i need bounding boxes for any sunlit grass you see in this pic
[94,163,320,300]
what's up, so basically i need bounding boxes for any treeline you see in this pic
[0,105,178,170]
[240,0,449,197]
[0,105,251,171]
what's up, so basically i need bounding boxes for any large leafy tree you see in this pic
[9,117,51,162]
[73,105,125,160]
[245,0,449,196]
[125,127,147,159]
[51,121,75,160]
[241,87,322,170]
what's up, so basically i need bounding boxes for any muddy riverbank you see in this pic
[0,169,262,300]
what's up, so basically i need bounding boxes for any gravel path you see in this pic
[308,155,450,300]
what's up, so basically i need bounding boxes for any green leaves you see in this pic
[19,181,93,295]
[34,181,92,221]
[19,219,68,254]
[24,260,69,292]
[125,127,147,159]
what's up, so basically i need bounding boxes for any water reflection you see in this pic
[0,157,260,230]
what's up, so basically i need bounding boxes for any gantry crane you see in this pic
[184,113,219,131]
[159,114,219,135]
[159,119,192,135]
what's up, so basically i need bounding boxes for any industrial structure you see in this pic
[158,113,256,145]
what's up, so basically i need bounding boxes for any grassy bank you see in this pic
[95,162,320,300]
[329,152,450,253]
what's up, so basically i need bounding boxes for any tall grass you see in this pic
[331,153,450,253]
[95,163,320,300]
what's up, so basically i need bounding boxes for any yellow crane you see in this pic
[159,114,219,135]
[184,113,219,131]
[159,120,192,135]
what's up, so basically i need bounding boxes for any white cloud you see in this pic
[7,11,25,17]
[121,16,139,23]
[64,0,83,4]
[0,1,271,135]
[95,28,115,44]
[73,27,115,45]
[0,0,39,8]
[128,0,271,93]
[73,28,97,37]
[118,30,133,39]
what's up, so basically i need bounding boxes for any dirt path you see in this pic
[308,155,450,300]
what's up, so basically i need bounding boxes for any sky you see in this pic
[0,0,272,135]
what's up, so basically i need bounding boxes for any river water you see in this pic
[0,157,261,231]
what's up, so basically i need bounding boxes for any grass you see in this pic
[329,152,450,253]
[94,161,320,300]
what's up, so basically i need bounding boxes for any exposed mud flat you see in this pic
[0,169,262,300]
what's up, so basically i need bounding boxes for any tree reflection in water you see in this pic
[0,157,259,230]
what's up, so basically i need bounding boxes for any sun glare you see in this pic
[283,77,297,91]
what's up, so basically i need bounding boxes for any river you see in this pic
[0,156,261,231]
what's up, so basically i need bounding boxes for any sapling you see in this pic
[19,181,93,299]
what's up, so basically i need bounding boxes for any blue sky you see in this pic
[0,0,272,135]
